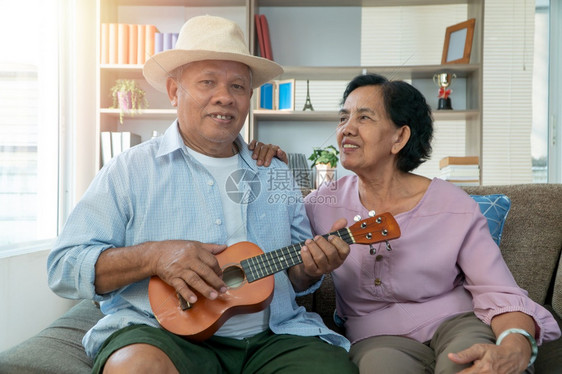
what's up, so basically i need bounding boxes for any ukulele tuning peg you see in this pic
[369,244,376,255]
[368,210,376,217]
[385,241,392,251]
[354,215,362,222]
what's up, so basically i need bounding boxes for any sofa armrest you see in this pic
[0,300,102,374]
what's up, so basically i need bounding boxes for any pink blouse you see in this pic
[305,176,561,345]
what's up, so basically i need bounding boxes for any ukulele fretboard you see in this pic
[241,228,355,283]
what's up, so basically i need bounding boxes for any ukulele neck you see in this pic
[241,228,354,283]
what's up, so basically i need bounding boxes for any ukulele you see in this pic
[148,212,400,341]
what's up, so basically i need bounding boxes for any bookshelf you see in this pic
[96,0,484,181]
[95,0,248,169]
[250,0,483,183]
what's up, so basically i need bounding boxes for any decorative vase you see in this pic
[315,163,335,188]
[117,91,132,111]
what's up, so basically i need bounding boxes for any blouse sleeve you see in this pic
[458,205,561,345]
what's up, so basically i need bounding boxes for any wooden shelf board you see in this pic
[254,109,479,122]
[116,0,245,6]
[100,108,177,119]
[258,0,471,7]
[254,110,338,121]
[279,64,478,81]
[100,64,478,81]
[101,64,143,71]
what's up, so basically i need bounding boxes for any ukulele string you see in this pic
[243,229,353,275]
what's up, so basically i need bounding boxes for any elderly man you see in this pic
[48,15,357,374]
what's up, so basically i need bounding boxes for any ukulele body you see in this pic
[148,241,274,341]
[148,212,400,341]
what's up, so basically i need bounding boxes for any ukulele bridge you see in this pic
[177,294,191,311]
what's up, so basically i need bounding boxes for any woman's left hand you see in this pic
[448,340,530,374]
[248,140,288,166]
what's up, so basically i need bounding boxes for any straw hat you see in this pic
[143,15,283,92]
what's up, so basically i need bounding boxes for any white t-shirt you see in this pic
[188,147,270,338]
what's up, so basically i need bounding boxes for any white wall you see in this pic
[0,248,77,352]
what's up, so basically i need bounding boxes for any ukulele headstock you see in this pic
[348,212,401,245]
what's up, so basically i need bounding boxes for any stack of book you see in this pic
[439,156,480,186]
[100,24,165,65]
[101,131,142,166]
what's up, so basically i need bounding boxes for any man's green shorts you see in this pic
[92,325,358,374]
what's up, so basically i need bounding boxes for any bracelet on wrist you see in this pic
[496,328,538,367]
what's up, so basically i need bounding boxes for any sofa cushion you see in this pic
[470,194,511,245]
[0,300,102,374]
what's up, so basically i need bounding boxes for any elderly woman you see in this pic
[298,73,561,373]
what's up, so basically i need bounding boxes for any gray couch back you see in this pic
[462,184,562,316]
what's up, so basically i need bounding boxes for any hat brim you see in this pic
[143,50,284,92]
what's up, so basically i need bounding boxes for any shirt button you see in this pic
[215,219,222,225]
[375,255,383,262]
[374,278,382,286]
[207,180,214,186]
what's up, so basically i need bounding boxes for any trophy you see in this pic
[433,73,457,110]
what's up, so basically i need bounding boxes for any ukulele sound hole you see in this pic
[222,265,246,289]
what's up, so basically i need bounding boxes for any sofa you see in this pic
[1,184,561,373]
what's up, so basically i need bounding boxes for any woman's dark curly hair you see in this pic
[341,73,433,173]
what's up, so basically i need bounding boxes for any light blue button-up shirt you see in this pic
[47,121,350,357]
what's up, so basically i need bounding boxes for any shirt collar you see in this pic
[156,120,185,158]
[156,119,257,171]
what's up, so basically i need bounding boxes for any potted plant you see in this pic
[110,79,148,124]
[308,145,339,188]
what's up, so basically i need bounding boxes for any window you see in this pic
[533,0,549,182]
[0,0,60,248]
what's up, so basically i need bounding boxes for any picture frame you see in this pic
[276,79,295,111]
[441,18,476,65]
[257,82,275,110]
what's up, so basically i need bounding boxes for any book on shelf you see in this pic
[121,132,141,152]
[111,132,122,158]
[137,24,146,64]
[117,23,129,64]
[259,14,273,60]
[101,23,109,64]
[108,23,118,64]
[128,24,138,65]
[163,33,176,51]
[154,32,163,55]
[439,156,479,169]
[257,82,274,110]
[101,23,160,65]
[145,24,159,61]
[442,179,480,186]
[155,33,179,54]
[101,131,142,166]
[101,132,112,165]
[255,14,266,58]
[440,165,480,178]
[439,156,480,186]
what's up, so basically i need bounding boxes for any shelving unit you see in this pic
[250,0,483,182]
[95,0,249,168]
[96,0,483,181]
